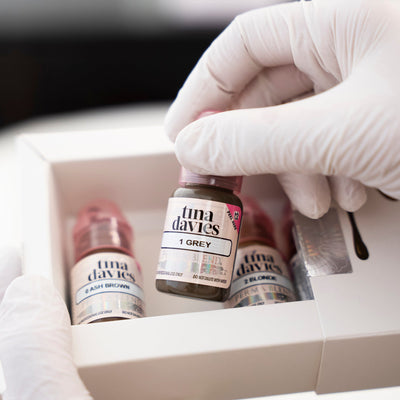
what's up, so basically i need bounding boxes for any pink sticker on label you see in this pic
[226,204,242,232]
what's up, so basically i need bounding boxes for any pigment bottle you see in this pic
[225,196,296,308]
[70,199,145,324]
[156,168,243,301]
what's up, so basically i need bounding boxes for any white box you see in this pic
[18,127,400,400]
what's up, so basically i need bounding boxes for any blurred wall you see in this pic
[0,0,290,127]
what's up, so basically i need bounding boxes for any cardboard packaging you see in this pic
[18,127,400,400]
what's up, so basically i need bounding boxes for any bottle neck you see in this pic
[183,182,234,194]
[74,223,133,262]
[239,236,276,248]
[77,247,132,262]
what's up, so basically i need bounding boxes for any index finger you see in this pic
[164,1,301,141]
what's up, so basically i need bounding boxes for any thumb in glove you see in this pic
[0,246,92,400]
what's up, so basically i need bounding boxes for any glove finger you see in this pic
[328,176,367,212]
[230,65,326,220]
[231,64,313,109]
[0,245,21,304]
[164,2,303,140]
[174,73,400,200]
[277,173,331,219]
[0,275,92,400]
[165,0,343,141]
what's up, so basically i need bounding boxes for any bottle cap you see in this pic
[73,199,133,262]
[239,196,275,247]
[179,167,243,192]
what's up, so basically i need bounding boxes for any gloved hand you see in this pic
[0,246,93,400]
[165,0,400,218]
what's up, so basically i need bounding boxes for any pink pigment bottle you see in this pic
[70,199,145,324]
[225,196,296,308]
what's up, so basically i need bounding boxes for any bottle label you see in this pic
[70,252,145,324]
[157,197,242,289]
[225,244,296,308]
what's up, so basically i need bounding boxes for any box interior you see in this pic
[19,129,400,398]
[53,153,292,317]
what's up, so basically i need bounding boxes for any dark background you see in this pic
[0,30,220,128]
[0,1,291,128]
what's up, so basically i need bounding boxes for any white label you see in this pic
[225,244,296,308]
[76,279,144,304]
[161,231,232,256]
[70,252,145,324]
[157,197,242,289]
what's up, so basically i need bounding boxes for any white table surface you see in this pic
[0,102,399,400]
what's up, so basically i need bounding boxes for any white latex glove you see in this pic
[0,246,93,400]
[165,0,400,218]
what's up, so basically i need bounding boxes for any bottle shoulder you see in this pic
[238,239,277,250]
[172,186,242,208]
[75,248,133,264]
[239,240,269,248]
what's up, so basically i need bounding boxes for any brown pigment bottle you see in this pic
[70,199,145,324]
[225,196,296,308]
[156,168,243,301]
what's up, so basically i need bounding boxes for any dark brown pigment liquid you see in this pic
[347,212,369,260]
